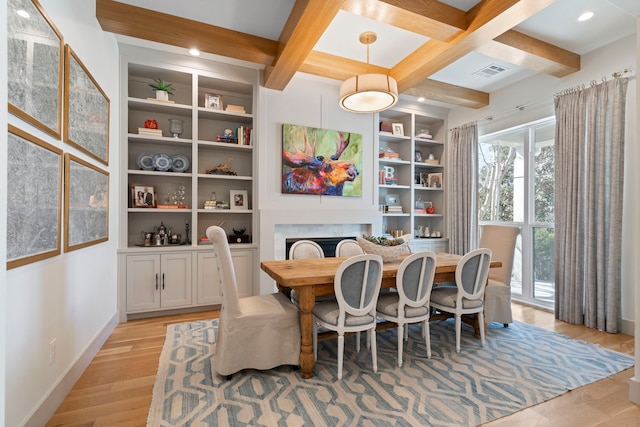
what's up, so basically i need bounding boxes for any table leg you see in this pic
[297,286,316,379]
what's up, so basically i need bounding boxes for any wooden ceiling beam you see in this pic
[404,79,489,109]
[263,0,344,90]
[300,51,488,108]
[477,29,580,77]
[95,0,277,65]
[392,0,559,91]
[342,0,466,41]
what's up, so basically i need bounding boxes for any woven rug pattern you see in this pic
[148,319,633,427]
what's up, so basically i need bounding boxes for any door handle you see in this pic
[162,273,165,290]
[155,273,158,290]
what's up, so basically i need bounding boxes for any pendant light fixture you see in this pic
[339,31,398,113]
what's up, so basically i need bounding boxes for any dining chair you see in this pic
[376,251,437,366]
[430,248,492,353]
[478,225,520,327]
[289,239,324,259]
[312,254,383,380]
[335,239,364,257]
[206,226,301,377]
[289,240,332,306]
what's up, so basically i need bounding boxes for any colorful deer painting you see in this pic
[282,124,362,196]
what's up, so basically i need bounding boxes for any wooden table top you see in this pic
[260,252,493,288]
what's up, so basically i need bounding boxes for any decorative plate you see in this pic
[136,152,155,171]
[153,153,172,172]
[171,154,190,173]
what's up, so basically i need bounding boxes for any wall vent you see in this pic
[474,63,508,78]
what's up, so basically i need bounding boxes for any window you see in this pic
[478,118,555,308]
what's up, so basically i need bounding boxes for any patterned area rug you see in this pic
[148,319,633,427]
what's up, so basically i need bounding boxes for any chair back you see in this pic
[396,251,437,308]
[478,225,519,285]
[289,240,324,259]
[334,254,383,318]
[335,239,364,257]
[456,248,492,301]
[206,226,240,316]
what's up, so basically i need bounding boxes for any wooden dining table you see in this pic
[261,252,501,379]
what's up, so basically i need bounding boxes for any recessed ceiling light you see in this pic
[16,9,30,18]
[417,97,425,102]
[189,48,200,56]
[578,11,594,21]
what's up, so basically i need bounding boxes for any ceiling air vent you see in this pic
[474,63,508,78]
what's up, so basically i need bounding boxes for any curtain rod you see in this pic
[554,67,634,97]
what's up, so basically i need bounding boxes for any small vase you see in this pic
[156,90,169,101]
[168,118,184,138]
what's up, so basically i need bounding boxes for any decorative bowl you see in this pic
[356,236,410,262]
[233,227,246,235]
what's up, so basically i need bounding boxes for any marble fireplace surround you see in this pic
[258,209,382,293]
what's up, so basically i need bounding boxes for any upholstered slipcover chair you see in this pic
[479,225,520,326]
[376,251,437,366]
[206,226,301,376]
[312,254,383,380]
[430,248,492,353]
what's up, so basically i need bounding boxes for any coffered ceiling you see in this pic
[96,0,637,109]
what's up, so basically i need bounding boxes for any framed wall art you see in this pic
[8,0,64,139]
[7,125,63,269]
[64,44,110,165]
[64,153,109,252]
[282,124,363,197]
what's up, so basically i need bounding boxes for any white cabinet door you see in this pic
[126,253,192,312]
[160,253,192,308]
[196,252,222,305]
[196,249,254,305]
[126,254,161,312]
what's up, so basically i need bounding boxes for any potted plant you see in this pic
[149,79,174,101]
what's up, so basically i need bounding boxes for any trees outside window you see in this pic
[478,118,555,307]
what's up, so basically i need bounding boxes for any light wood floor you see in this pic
[46,303,639,427]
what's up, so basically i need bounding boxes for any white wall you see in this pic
[448,34,638,330]
[1,1,8,424]
[3,2,120,426]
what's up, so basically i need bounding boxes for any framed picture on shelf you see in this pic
[392,123,404,136]
[385,193,400,206]
[131,185,157,208]
[230,190,248,210]
[415,150,422,162]
[204,93,223,110]
[428,173,443,188]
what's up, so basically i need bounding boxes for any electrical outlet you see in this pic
[49,338,57,365]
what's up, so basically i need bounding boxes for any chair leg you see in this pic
[313,323,318,361]
[478,311,486,348]
[405,326,409,341]
[455,314,462,353]
[337,333,345,380]
[424,320,431,359]
[370,327,378,373]
[356,331,361,352]
[397,325,404,367]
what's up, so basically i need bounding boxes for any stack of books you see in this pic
[225,104,246,114]
[236,126,253,146]
[385,205,403,214]
[138,127,162,137]
[216,134,238,143]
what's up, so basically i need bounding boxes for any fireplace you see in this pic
[285,236,356,259]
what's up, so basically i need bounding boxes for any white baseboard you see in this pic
[23,313,119,427]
